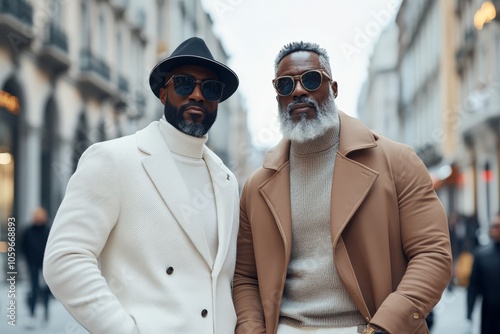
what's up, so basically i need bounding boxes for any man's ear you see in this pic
[159,87,167,105]
[332,81,338,98]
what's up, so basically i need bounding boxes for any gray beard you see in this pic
[177,121,206,138]
[278,91,339,143]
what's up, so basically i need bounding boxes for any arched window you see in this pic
[99,12,107,59]
[40,95,59,218]
[72,111,90,173]
[0,77,23,224]
[81,0,90,49]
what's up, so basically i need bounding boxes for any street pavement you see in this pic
[431,285,481,334]
[1,280,481,334]
[1,279,88,334]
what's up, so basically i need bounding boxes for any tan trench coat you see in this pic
[233,112,452,334]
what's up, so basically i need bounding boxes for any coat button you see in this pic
[166,267,174,275]
[201,309,208,317]
[413,312,420,319]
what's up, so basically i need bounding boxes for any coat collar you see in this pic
[263,111,378,170]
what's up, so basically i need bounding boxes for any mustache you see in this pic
[179,101,209,114]
[286,97,319,114]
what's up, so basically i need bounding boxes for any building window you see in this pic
[81,0,90,49]
[50,0,62,27]
[72,111,89,173]
[496,33,500,82]
[117,31,122,73]
[479,45,487,82]
[97,120,106,142]
[156,0,164,37]
[0,77,23,225]
[41,96,59,217]
[99,12,107,59]
[0,125,15,227]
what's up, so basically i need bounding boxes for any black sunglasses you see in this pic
[272,69,332,96]
[164,74,225,102]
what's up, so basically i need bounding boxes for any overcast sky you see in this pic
[202,0,402,147]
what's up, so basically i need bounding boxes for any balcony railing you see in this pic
[78,48,114,99]
[37,22,70,74]
[80,49,110,81]
[110,0,130,15]
[0,0,34,51]
[0,0,33,26]
[44,23,68,53]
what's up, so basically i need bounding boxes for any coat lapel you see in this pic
[329,154,378,246]
[330,111,379,245]
[137,122,213,267]
[259,162,293,259]
[258,112,380,263]
[203,148,237,277]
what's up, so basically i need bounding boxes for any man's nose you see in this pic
[292,79,308,97]
[189,83,204,101]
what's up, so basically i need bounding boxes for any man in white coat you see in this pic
[44,37,240,334]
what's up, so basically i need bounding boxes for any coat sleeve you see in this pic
[43,143,138,334]
[370,145,452,334]
[232,180,266,334]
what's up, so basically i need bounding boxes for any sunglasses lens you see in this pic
[202,80,224,101]
[171,75,223,101]
[275,77,294,96]
[301,71,322,91]
[173,75,196,96]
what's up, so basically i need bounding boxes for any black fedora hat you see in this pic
[149,37,239,102]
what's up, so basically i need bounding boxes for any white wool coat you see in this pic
[44,121,239,334]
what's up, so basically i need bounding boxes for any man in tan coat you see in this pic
[232,41,452,334]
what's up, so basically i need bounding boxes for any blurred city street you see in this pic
[431,286,481,334]
[1,0,499,333]
[1,279,88,334]
[0,279,481,334]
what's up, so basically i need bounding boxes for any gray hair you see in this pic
[274,41,332,76]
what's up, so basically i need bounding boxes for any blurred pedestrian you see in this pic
[233,41,452,334]
[43,37,240,333]
[21,207,51,328]
[467,213,500,334]
[425,310,434,331]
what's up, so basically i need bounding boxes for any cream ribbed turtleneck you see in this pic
[158,117,218,262]
[280,124,365,328]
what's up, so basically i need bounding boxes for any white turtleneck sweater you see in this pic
[280,124,365,328]
[159,117,218,262]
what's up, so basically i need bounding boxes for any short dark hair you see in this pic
[274,41,332,76]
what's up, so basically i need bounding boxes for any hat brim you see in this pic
[149,55,239,102]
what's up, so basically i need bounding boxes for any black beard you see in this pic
[163,99,217,137]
